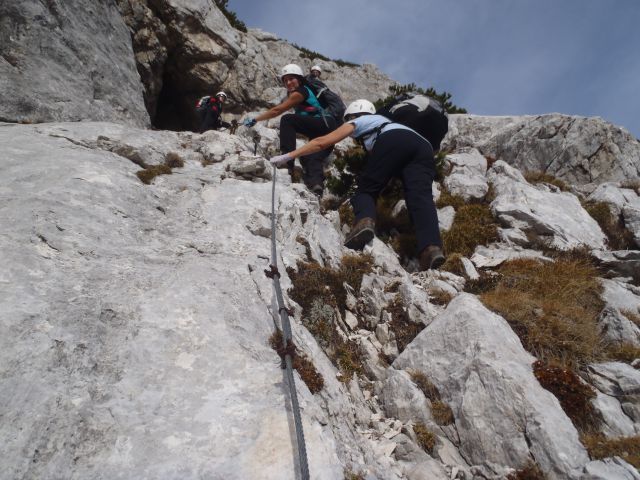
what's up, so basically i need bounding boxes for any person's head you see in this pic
[215,91,227,102]
[310,65,321,78]
[343,99,376,121]
[280,64,304,92]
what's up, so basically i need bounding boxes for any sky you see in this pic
[227,0,640,139]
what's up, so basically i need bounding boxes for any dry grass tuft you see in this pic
[524,171,569,191]
[507,462,546,480]
[581,434,640,468]
[430,289,454,306]
[622,309,640,327]
[343,470,366,480]
[387,296,425,353]
[441,253,465,276]
[533,361,600,433]
[436,190,466,209]
[268,330,325,394]
[620,179,640,195]
[338,202,355,227]
[287,257,373,381]
[413,423,437,453]
[479,257,604,366]
[605,343,640,364]
[136,164,172,184]
[583,201,636,250]
[409,370,454,425]
[165,151,185,168]
[409,370,440,399]
[431,400,455,426]
[442,204,499,257]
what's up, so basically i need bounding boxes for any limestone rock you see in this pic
[394,294,589,479]
[0,0,148,126]
[444,114,640,185]
[488,160,607,250]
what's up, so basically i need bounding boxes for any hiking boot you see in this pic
[344,217,375,250]
[419,245,445,271]
[309,184,324,197]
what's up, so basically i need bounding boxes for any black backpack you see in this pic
[305,77,346,125]
[377,93,449,151]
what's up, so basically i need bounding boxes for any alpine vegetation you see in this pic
[1,1,640,480]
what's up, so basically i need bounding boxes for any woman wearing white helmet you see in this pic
[241,64,336,194]
[269,99,445,270]
[310,65,322,78]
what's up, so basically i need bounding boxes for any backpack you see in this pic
[305,77,346,125]
[377,93,449,152]
[195,95,211,116]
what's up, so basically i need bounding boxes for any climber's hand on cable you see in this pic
[269,153,293,166]
[242,117,257,127]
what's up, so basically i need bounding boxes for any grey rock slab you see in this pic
[592,250,640,283]
[0,122,398,479]
[443,148,489,201]
[1,0,148,126]
[394,294,589,479]
[471,244,553,268]
[587,362,640,397]
[592,392,638,437]
[438,206,455,232]
[489,161,607,250]
[581,457,640,480]
[444,114,640,185]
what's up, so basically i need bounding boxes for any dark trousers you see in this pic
[280,114,335,187]
[351,129,442,252]
[200,110,230,132]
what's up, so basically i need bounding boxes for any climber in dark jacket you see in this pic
[269,99,445,271]
[196,91,231,132]
[241,63,335,196]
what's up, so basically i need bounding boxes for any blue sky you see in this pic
[227,0,640,138]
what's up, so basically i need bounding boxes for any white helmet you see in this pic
[344,99,376,119]
[280,64,304,82]
[215,91,227,99]
[311,65,321,73]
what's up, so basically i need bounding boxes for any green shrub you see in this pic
[374,83,467,114]
[214,0,247,32]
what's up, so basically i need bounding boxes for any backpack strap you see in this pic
[353,121,392,147]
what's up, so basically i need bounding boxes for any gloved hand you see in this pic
[242,117,257,127]
[269,153,293,166]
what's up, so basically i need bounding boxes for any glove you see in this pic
[243,117,257,127]
[269,153,293,166]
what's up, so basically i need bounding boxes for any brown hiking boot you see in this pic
[419,245,445,271]
[344,217,375,250]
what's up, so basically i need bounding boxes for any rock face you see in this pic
[1,0,394,131]
[443,114,640,185]
[3,2,640,479]
[115,0,395,130]
[0,0,149,127]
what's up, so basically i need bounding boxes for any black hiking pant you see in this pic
[351,129,442,253]
[280,114,336,187]
[200,109,230,132]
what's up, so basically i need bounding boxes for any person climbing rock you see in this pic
[241,64,335,196]
[269,99,445,270]
[309,65,322,79]
[196,91,231,132]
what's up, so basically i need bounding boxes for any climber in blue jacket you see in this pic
[270,99,445,270]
